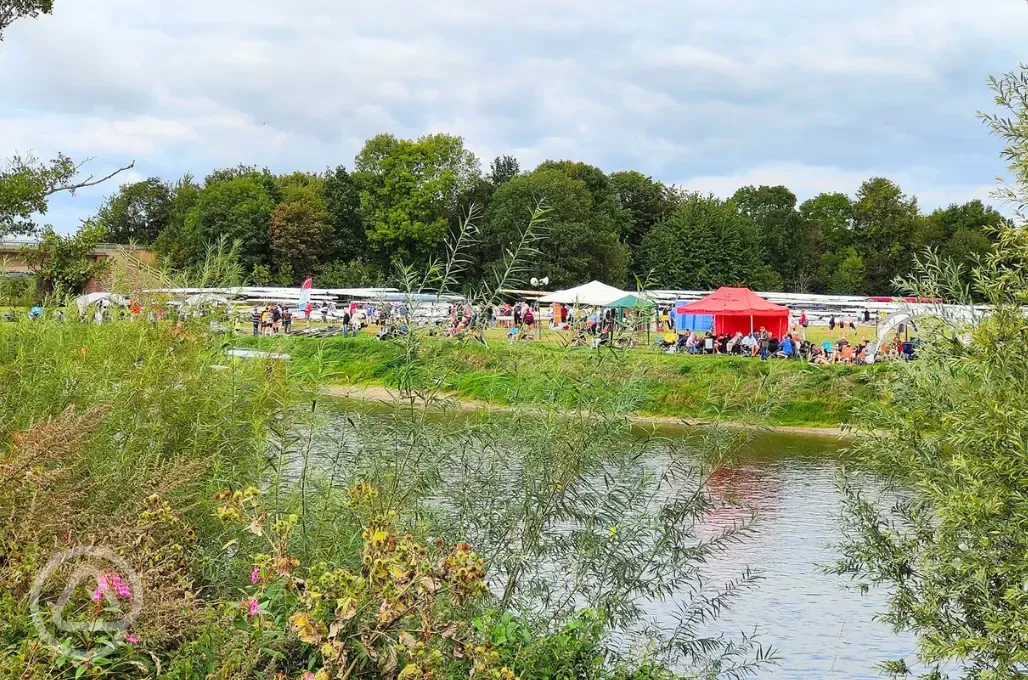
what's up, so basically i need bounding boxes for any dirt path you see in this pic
[324,384,852,439]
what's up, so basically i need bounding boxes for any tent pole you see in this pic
[750,315,753,334]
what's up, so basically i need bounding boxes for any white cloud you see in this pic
[0,0,1024,230]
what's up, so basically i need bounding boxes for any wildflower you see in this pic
[96,574,109,592]
[247,598,260,617]
[124,632,139,645]
[109,573,132,598]
[304,674,316,680]
[251,564,261,584]
[91,588,104,603]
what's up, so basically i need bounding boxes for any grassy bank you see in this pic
[236,333,890,428]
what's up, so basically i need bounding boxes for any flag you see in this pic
[298,278,312,308]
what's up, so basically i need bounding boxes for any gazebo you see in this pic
[677,287,790,338]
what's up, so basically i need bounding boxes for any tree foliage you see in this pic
[0,154,134,238]
[480,169,628,287]
[95,177,172,245]
[0,0,53,39]
[640,193,779,290]
[20,220,108,295]
[354,133,481,266]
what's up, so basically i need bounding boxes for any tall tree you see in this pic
[268,190,333,283]
[354,133,481,267]
[799,192,854,292]
[323,165,364,262]
[95,178,172,245]
[488,155,520,185]
[181,174,275,273]
[154,174,201,269]
[480,169,628,288]
[852,177,919,294]
[640,194,778,290]
[609,170,674,261]
[732,185,802,290]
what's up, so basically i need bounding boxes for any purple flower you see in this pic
[247,598,259,617]
[96,575,109,592]
[116,583,133,598]
[250,565,261,584]
[91,588,104,603]
[124,632,139,645]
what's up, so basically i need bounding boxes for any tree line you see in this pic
[67,133,1008,295]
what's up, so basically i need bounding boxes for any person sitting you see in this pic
[767,336,780,356]
[507,325,520,344]
[810,344,831,366]
[741,332,757,357]
[726,332,743,355]
[776,334,794,359]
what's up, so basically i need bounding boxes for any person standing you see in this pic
[283,307,292,334]
[341,307,352,337]
[250,305,261,336]
[272,304,282,334]
[759,327,770,361]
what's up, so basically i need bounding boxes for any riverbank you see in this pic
[236,333,890,429]
[325,383,852,438]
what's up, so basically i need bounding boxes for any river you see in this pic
[312,402,914,679]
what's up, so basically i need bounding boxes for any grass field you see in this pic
[236,330,892,428]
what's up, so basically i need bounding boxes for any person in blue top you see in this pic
[28,306,43,320]
[776,333,795,359]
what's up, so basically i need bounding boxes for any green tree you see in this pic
[181,175,275,272]
[488,155,520,185]
[0,154,135,237]
[852,177,919,294]
[318,259,385,288]
[481,169,628,287]
[268,189,333,282]
[732,185,802,290]
[820,246,866,294]
[609,170,674,262]
[154,174,201,269]
[94,177,171,245]
[797,192,854,291]
[20,221,108,295]
[640,193,778,290]
[832,57,1028,680]
[0,0,53,38]
[354,133,481,267]
[323,165,364,262]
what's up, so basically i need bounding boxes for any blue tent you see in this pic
[672,301,713,332]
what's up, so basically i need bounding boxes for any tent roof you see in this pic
[538,280,630,306]
[678,287,789,316]
[607,294,654,309]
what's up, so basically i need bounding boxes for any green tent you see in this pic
[606,294,654,309]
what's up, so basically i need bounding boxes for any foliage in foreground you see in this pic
[831,228,1028,680]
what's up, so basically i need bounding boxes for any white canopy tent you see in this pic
[538,281,632,307]
[74,292,128,310]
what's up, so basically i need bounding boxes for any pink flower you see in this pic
[96,575,109,592]
[116,583,133,598]
[91,588,104,603]
[247,598,260,617]
[124,632,139,645]
[304,673,316,680]
[250,565,261,584]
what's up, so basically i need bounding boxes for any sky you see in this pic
[2,0,1027,232]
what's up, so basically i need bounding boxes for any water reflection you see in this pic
[316,402,914,679]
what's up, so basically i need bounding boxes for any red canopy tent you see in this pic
[678,287,790,338]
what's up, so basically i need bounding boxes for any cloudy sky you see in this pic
[2,0,1026,232]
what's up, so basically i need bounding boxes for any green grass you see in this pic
[236,332,892,428]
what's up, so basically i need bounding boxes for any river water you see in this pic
[679,429,914,679]
[313,403,914,679]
